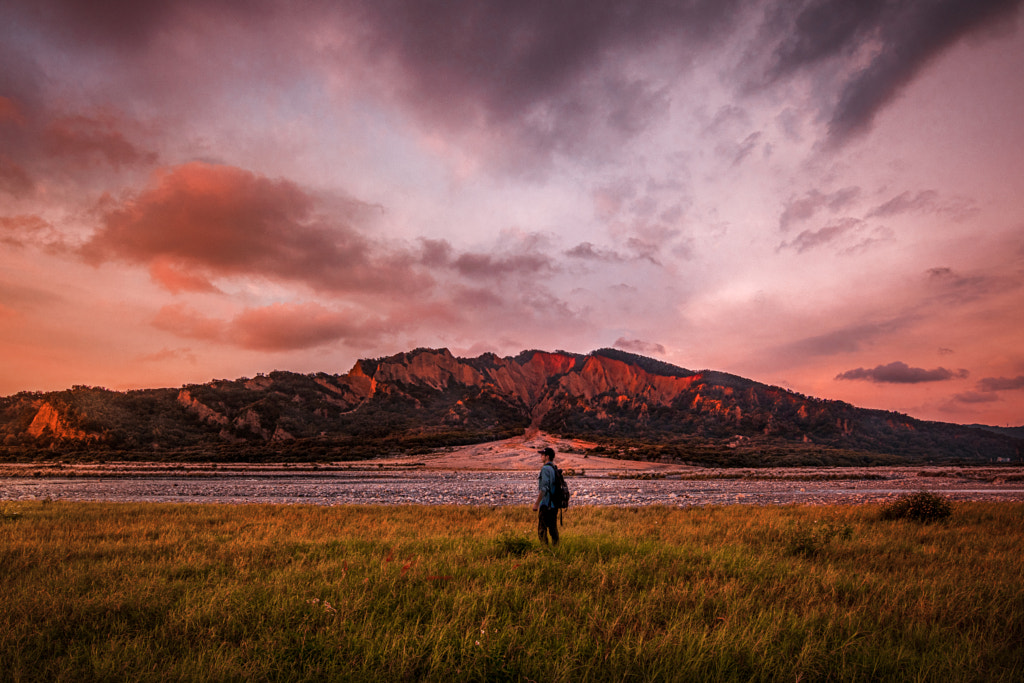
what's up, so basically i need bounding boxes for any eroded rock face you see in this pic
[177,390,228,426]
[4,347,1018,462]
[27,402,93,440]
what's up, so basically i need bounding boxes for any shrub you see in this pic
[781,520,853,557]
[880,491,952,522]
[0,502,21,521]
[494,532,533,557]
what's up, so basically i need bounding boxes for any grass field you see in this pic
[1,500,1022,682]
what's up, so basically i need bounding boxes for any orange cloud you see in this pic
[148,258,219,294]
[231,302,381,351]
[152,302,383,351]
[0,215,57,248]
[0,302,18,320]
[152,304,225,342]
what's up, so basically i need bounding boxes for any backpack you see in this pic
[545,463,571,510]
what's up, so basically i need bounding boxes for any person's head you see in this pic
[538,447,555,462]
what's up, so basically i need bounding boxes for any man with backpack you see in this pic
[532,446,566,546]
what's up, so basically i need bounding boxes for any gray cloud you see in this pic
[835,361,969,383]
[952,391,1000,404]
[923,267,1010,305]
[868,190,941,218]
[978,375,1024,392]
[758,0,1023,142]
[565,242,627,263]
[453,251,554,280]
[613,338,667,356]
[867,190,977,221]
[779,218,861,253]
[779,187,861,231]
[781,316,915,358]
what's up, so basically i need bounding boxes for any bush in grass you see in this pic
[880,491,952,522]
[782,520,853,557]
[0,502,21,521]
[495,532,533,557]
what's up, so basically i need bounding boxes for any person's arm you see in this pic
[533,464,551,511]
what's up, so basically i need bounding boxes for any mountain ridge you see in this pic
[1,348,1020,465]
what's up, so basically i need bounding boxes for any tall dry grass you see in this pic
[1,500,1022,681]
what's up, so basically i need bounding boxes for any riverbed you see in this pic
[3,463,1023,507]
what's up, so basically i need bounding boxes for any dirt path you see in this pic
[376,431,683,472]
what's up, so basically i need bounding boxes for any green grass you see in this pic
[1,501,1022,682]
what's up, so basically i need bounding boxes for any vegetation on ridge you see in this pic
[1,348,1020,464]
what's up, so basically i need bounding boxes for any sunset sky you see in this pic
[2,0,1022,426]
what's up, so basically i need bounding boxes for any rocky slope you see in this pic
[1,348,1020,464]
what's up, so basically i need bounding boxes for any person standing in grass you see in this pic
[533,446,559,546]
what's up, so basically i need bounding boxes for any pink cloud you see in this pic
[43,114,158,169]
[0,96,25,125]
[83,162,428,295]
[0,156,33,197]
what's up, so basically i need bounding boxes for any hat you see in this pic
[538,447,555,458]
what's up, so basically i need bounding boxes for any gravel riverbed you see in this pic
[3,464,1023,507]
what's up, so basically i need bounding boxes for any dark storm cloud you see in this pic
[345,0,744,166]
[760,0,1023,141]
[2,0,266,52]
[7,0,1020,177]
[836,361,969,383]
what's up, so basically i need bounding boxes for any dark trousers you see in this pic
[538,505,559,545]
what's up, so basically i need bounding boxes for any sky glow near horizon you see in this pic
[1,0,1022,426]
